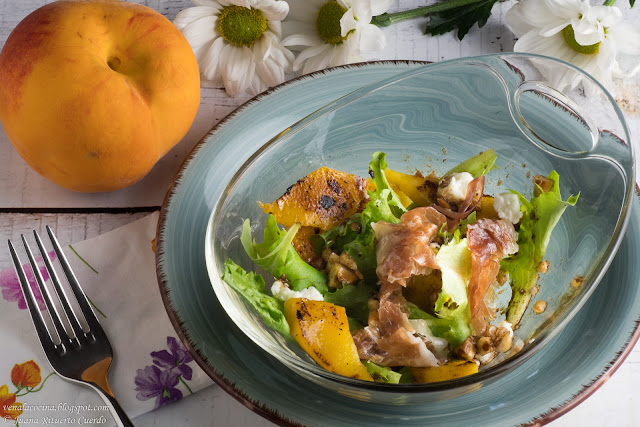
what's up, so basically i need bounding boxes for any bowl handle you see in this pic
[490,53,634,163]
[509,81,599,157]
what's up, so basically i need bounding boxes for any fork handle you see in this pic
[95,388,135,427]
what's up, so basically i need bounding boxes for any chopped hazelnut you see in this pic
[570,276,584,289]
[495,327,513,353]
[536,260,549,273]
[453,337,476,361]
[476,337,494,356]
[533,300,548,314]
[324,250,363,288]
[533,175,553,196]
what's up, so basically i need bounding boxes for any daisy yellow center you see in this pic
[316,1,347,45]
[561,25,600,55]
[217,5,267,47]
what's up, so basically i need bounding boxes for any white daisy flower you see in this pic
[282,0,391,75]
[506,0,640,92]
[174,0,295,97]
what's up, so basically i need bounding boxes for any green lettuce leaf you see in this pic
[365,151,407,223]
[443,149,498,178]
[221,259,290,337]
[432,237,473,346]
[364,361,402,384]
[407,303,469,347]
[397,366,415,384]
[323,281,376,324]
[241,215,328,293]
[406,237,475,347]
[502,170,579,325]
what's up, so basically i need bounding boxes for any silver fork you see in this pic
[8,226,133,427]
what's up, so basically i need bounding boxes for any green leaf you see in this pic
[365,151,407,224]
[241,215,328,293]
[342,230,378,283]
[311,215,378,283]
[434,238,472,312]
[397,366,415,383]
[443,149,498,178]
[424,0,500,40]
[348,317,365,332]
[323,281,376,324]
[407,303,470,347]
[630,0,635,7]
[397,239,475,346]
[432,238,473,346]
[222,259,290,337]
[364,361,402,384]
[502,171,579,325]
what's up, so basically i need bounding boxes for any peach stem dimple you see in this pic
[106,56,121,71]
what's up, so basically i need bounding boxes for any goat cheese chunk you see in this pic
[494,193,523,224]
[271,280,323,302]
[437,172,474,203]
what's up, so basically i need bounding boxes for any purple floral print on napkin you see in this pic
[0,252,56,310]
[134,365,183,408]
[151,337,194,380]
[134,336,195,408]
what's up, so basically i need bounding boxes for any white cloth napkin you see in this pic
[0,212,213,425]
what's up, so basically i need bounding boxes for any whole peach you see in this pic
[0,0,200,192]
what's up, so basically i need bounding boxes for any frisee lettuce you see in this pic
[241,215,328,293]
[364,151,408,223]
[502,170,579,325]
[221,259,290,337]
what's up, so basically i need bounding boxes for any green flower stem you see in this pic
[67,244,107,318]
[371,0,485,27]
[178,376,193,395]
[86,295,107,318]
[603,0,617,5]
[15,372,56,396]
[69,244,99,274]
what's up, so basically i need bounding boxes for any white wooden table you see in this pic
[1,1,639,426]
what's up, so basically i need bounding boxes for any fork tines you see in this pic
[8,226,101,354]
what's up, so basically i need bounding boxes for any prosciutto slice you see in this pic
[352,207,448,367]
[372,207,446,287]
[467,219,519,333]
[352,283,441,367]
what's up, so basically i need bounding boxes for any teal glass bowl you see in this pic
[205,53,635,403]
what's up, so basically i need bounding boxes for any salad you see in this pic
[222,151,579,383]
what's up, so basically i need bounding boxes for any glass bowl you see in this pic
[204,53,635,404]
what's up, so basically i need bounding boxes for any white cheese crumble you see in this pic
[408,319,449,359]
[493,192,523,224]
[437,172,474,203]
[271,280,323,302]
